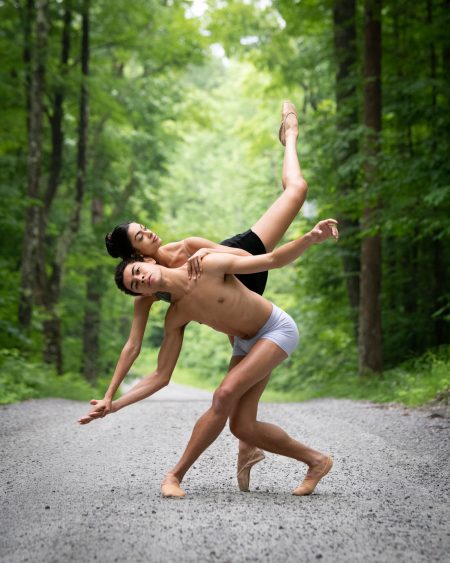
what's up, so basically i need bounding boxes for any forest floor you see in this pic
[1,387,449,563]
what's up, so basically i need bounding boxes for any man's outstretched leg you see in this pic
[230,378,332,496]
[161,341,287,498]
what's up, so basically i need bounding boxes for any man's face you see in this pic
[123,261,163,296]
[127,222,162,257]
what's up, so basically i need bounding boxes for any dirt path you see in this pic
[1,389,449,562]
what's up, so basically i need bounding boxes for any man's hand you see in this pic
[187,248,209,279]
[77,398,113,425]
[309,219,339,244]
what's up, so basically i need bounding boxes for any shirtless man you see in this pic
[79,217,338,498]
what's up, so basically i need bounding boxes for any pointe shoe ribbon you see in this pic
[292,456,333,496]
[161,474,186,498]
[237,448,265,492]
[278,100,298,146]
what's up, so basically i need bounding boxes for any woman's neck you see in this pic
[153,240,187,268]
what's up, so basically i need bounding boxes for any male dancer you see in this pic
[79,217,338,498]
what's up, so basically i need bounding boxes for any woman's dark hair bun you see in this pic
[105,232,120,258]
[105,222,134,259]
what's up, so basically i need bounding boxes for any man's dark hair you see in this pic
[115,257,144,296]
[105,222,134,259]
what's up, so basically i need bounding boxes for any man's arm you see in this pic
[112,323,185,411]
[103,295,156,403]
[78,308,186,424]
[184,237,251,279]
[206,219,338,276]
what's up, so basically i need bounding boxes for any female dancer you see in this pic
[100,102,305,490]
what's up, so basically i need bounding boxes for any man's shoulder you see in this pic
[164,302,189,330]
[134,294,157,309]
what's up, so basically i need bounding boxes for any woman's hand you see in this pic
[187,248,210,279]
[309,219,339,244]
[77,398,113,425]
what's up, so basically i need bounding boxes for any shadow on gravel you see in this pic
[172,490,338,502]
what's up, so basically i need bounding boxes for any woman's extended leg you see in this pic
[229,374,332,496]
[225,356,266,490]
[251,102,307,252]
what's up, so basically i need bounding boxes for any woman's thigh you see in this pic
[251,189,305,252]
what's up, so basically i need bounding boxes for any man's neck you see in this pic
[154,266,189,303]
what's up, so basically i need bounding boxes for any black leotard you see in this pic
[220,229,268,295]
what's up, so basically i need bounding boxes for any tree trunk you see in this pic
[42,265,63,373]
[22,0,34,135]
[35,0,71,370]
[333,0,360,335]
[18,0,48,329]
[35,1,72,308]
[358,0,383,375]
[45,3,71,213]
[43,0,89,371]
[426,0,445,345]
[82,198,103,384]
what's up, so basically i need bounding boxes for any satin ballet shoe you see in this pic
[292,455,333,496]
[237,448,266,492]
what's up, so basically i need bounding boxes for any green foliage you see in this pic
[1,0,449,407]
[172,344,450,408]
[0,349,109,404]
[290,345,450,407]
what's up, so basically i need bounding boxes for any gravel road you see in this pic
[1,385,449,563]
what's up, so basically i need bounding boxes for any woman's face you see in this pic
[127,222,162,257]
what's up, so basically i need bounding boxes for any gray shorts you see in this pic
[232,303,299,358]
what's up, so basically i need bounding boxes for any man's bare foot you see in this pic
[279,100,298,146]
[292,455,333,496]
[161,473,186,498]
[237,447,265,492]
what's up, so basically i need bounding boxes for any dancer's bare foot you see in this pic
[279,101,298,146]
[292,455,333,496]
[161,473,186,498]
[237,446,265,492]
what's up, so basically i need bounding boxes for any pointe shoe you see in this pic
[292,455,333,496]
[237,448,265,492]
[278,100,298,146]
[161,474,186,498]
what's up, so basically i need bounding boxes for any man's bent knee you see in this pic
[212,386,236,416]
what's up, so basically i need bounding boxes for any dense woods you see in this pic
[1,0,449,405]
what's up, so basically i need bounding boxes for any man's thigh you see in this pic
[219,339,287,401]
